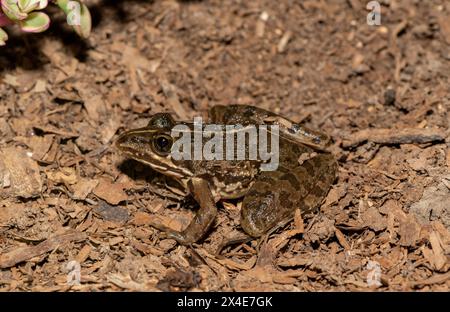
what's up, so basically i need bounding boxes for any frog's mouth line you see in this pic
[117,146,192,180]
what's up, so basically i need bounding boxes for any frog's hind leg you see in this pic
[240,153,337,237]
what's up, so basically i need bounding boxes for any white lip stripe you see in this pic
[121,150,193,179]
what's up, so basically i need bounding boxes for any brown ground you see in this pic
[0,0,449,291]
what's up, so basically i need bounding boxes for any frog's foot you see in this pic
[215,234,253,255]
[149,220,196,245]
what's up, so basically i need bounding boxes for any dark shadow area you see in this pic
[0,32,46,72]
[117,158,160,182]
[0,0,158,74]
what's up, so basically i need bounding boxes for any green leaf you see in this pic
[37,0,47,10]
[55,0,69,12]
[18,0,40,13]
[55,0,91,38]
[19,11,50,33]
[0,27,8,45]
[1,0,28,21]
[71,2,91,38]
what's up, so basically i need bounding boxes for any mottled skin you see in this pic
[115,105,337,244]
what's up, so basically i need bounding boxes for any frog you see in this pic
[115,105,337,245]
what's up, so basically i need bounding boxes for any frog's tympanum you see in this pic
[115,105,337,244]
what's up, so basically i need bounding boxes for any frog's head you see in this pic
[115,113,192,179]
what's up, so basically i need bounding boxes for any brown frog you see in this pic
[115,105,337,244]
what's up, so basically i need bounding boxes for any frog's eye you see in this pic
[152,134,173,155]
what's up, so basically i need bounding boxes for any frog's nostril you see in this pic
[115,134,127,147]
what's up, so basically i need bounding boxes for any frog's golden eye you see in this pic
[152,134,173,155]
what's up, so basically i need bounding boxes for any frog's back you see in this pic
[210,104,331,150]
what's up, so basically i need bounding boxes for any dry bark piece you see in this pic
[334,227,351,250]
[132,212,154,225]
[93,202,130,223]
[93,178,128,205]
[398,215,421,247]
[33,125,79,139]
[32,79,47,93]
[116,44,156,95]
[277,255,313,268]
[409,181,450,230]
[304,216,335,243]
[256,11,268,37]
[107,273,157,291]
[277,30,292,53]
[46,167,78,185]
[99,117,121,144]
[75,245,92,263]
[160,80,189,120]
[410,271,450,288]
[294,209,305,233]
[446,148,450,169]
[0,119,14,143]
[323,185,347,207]
[0,230,86,268]
[71,178,99,200]
[83,95,107,123]
[109,236,124,246]
[438,13,450,45]
[427,231,448,272]
[361,205,387,232]
[24,135,54,162]
[157,267,201,292]
[342,128,446,148]
[0,146,42,198]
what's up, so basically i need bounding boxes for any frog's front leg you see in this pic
[149,177,217,245]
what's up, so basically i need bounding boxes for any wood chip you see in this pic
[410,271,450,288]
[256,11,268,37]
[109,236,124,246]
[93,178,128,205]
[32,79,47,93]
[0,230,86,268]
[83,95,106,122]
[428,231,447,271]
[46,167,78,185]
[75,245,92,263]
[398,215,421,247]
[438,13,450,45]
[446,148,450,169]
[14,135,53,162]
[93,202,130,223]
[0,146,42,198]
[33,125,79,139]
[361,205,387,232]
[343,128,446,148]
[294,209,304,233]
[277,30,292,53]
[132,212,154,226]
[160,80,189,120]
[334,227,351,250]
[71,178,99,200]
